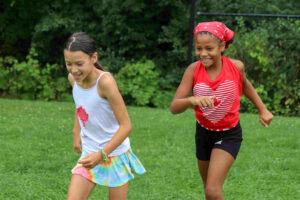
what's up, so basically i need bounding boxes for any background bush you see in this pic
[0,47,71,101]
[224,18,300,116]
[115,60,159,106]
[0,0,299,115]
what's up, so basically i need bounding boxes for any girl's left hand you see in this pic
[78,152,102,170]
[259,109,274,127]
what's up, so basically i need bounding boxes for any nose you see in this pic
[72,69,79,74]
[200,50,208,57]
[68,66,78,74]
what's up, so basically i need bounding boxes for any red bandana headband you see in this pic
[194,21,234,47]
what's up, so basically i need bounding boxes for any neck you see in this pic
[79,68,101,88]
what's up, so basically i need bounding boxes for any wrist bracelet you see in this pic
[100,149,108,162]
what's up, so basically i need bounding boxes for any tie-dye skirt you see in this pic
[71,148,146,187]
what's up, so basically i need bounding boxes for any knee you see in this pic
[205,184,222,200]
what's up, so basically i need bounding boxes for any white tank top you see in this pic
[72,72,130,156]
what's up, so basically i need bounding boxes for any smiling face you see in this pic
[64,50,97,82]
[194,33,225,69]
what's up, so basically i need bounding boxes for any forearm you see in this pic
[73,111,80,130]
[170,97,193,114]
[73,113,81,135]
[103,124,132,156]
[243,79,266,112]
[72,113,82,153]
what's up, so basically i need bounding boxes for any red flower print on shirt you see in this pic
[76,106,89,127]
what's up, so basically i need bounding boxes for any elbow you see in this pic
[125,122,132,136]
[170,108,176,114]
[170,97,190,114]
[127,124,132,135]
[169,104,179,115]
[169,104,175,114]
[119,120,132,136]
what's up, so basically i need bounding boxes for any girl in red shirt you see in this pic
[170,21,273,200]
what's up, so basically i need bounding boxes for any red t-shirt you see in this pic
[193,56,242,131]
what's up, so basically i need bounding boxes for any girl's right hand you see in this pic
[189,96,215,108]
[78,152,102,170]
[73,134,82,154]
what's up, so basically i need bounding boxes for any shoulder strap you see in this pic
[96,72,110,85]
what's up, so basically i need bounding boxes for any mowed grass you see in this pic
[0,98,299,200]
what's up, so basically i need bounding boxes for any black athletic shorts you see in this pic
[195,121,243,160]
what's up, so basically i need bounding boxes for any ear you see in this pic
[91,52,98,63]
[220,41,226,52]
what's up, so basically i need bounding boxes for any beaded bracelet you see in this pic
[100,149,108,162]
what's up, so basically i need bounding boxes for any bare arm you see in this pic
[72,112,82,154]
[98,73,132,156]
[68,73,82,153]
[170,62,214,114]
[231,59,274,127]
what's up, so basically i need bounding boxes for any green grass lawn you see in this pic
[0,98,299,200]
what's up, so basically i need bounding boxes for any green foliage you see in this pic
[1,0,300,115]
[0,48,41,99]
[151,90,175,109]
[0,47,71,101]
[30,0,189,89]
[116,60,159,106]
[38,63,71,101]
[0,57,11,90]
[0,0,51,59]
[225,18,300,116]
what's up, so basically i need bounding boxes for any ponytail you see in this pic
[94,62,105,71]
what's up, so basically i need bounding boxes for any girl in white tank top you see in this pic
[64,32,145,199]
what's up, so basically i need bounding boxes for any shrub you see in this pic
[0,49,40,99]
[225,18,300,116]
[151,90,175,109]
[0,47,70,101]
[115,60,159,106]
[38,63,70,101]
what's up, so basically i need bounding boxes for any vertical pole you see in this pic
[187,0,195,65]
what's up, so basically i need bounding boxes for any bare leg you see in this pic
[67,174,96,200]
[109,182,129,200]
[197,160,209,187]
[205,148,235,200]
